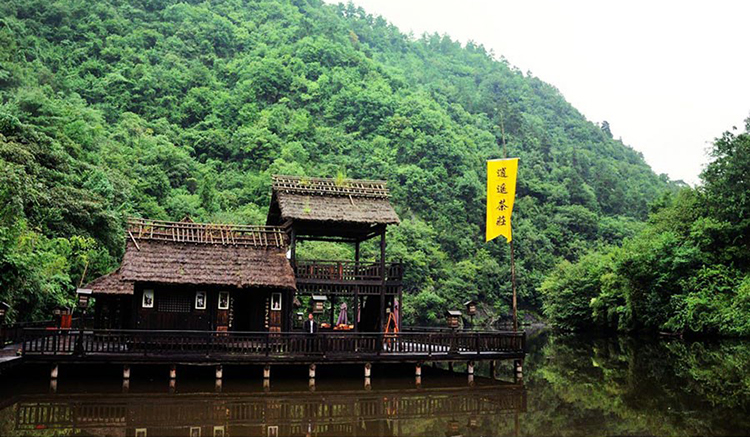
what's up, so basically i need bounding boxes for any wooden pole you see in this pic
[289,228,297,332]
[379,228,386,332]
[500,110,518,333]
[511,240,518,332]
[354,241,360,332]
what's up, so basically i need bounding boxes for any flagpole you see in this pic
[499,111,518,332]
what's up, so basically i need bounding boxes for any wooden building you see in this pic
[22,175,525,373]
[267,175,402,332]
[85,218,296,332]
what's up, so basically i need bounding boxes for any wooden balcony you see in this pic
[294,260,403,296]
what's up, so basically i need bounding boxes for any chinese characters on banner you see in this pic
[486,158,519,242]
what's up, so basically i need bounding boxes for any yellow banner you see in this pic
[486,158,519,242]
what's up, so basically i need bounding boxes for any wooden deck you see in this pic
[20,329,525,365]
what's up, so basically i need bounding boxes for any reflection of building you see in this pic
[9,383,526,436]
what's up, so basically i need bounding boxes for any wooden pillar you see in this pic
[448,361,454,372]
[379,228,386,331]
[397,285,403,332]
[290,228,297,269]
[309,363,316,392]
[354,241,360,332]
[289,228,297,332]
[330,294,336,327]
[490,360,496,380]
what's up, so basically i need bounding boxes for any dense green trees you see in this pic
[0,0,674,324]
[542,121,750,336]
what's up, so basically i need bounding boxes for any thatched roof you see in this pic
[84,269,134,295]
[119,240,296,289]
[86,218,296,293]
[267,175,400,226]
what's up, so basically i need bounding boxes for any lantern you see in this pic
[311,295,327,314]
[77,288,92,309]
[0,301,9,323]
[296,312,304,323]
[446,310,462,329]
[464,300,477,316]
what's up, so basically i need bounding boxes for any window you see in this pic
[142,290,154,308]
[218,291,230,310]
[195,291,207,310]
[157,292,191,313]
[271,292,282,311]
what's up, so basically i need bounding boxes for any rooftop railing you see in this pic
[127,218,288,248]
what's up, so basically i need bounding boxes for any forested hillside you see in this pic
[542,121,750,336]
[0,0,674,324]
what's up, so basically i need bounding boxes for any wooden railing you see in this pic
[21,329,525,361]
[294,260,403,283]
[1,320,62,346]
[127,218,288,248]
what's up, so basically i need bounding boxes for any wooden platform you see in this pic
[20,329,525,365]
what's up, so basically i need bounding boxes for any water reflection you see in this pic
[523,332,750,436]
[0,370,525,437]
[1,332,749,436]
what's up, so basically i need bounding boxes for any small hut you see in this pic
[85,218,296,332]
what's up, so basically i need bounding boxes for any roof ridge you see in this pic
[271,174,390,199]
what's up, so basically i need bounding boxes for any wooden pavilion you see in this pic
[267,175,402,333]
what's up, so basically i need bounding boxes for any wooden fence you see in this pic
[21,329,525,363]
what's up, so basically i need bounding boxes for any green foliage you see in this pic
[0,0,675,323]
[541,121,750,336]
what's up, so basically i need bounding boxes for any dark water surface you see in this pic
[0,331,748,436]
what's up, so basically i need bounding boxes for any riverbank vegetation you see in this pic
[0,0,677,324]
[541,122,750,336]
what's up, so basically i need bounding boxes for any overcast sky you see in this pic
[327,0,750,184]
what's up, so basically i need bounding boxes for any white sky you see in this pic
[327,0,750,184]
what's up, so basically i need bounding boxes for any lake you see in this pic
[0,330,748,436]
